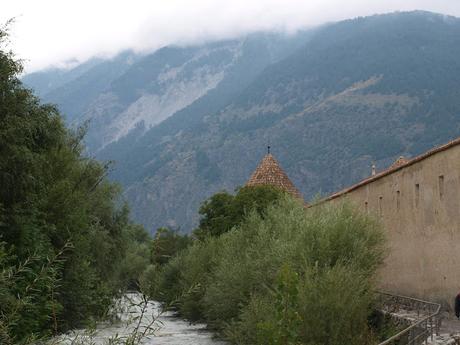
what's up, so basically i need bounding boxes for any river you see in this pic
[52,293,227,345]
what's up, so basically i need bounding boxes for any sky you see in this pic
[2,0,460,73]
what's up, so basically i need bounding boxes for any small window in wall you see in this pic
[364,201,368,213]
[415,183,420,208]
[379,196,383,216]
[439,175,444,200]
[396,191,401,211]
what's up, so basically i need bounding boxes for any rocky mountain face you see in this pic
[26,33,311,152]
[24,11,460,233]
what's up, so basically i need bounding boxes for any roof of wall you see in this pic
[323,136,460,202]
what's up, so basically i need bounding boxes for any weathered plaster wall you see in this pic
[326,144,460,306]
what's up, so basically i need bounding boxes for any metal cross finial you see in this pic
[267,145,271,154]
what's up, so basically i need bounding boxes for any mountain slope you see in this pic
[22,57,104,97]
[97,11,460,231]
[23,51,140,123]
[23,32,312,152]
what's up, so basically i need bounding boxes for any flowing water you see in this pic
[52,294,227,345]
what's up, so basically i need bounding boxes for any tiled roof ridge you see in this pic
[322,136,460,203]
[246,153,303,200]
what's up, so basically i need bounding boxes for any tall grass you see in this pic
[151,196,386,344]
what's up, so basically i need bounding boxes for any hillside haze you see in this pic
[24,11,460,232]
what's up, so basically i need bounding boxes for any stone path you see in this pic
[383,309,460,345]
[439,316,460,335]
[426,314,460,345]
[377,292,460,345]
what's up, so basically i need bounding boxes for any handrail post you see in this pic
[426,318,429,344]
[430,316,433,341]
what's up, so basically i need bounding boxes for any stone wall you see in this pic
[323,141,460,306]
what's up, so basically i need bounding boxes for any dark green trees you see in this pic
[0,26,148,343]
[151,227,191,266]
[193,185,283,240]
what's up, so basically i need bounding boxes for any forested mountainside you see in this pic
[24,11,460,232]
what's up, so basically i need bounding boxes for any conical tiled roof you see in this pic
[246,154,303,200]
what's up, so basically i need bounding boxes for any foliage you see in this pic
[193,185,283,240]
[367,310,406,343]
[154,196,386,344]
[118,224,152,290]
[0,25,149,343]
[151,227,191,266]
[146,237,220,322]
[0,241,69,344]
[255,264,302,345]
[138,227,191,303]
[146,185,282,319]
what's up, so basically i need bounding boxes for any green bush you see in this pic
[152,254,186,305]
[155,196,386,344]
[151,227,191,266]
[193,185,283,240]
[118,224,152,290]
[232,264,376,345]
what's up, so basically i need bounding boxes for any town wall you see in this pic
[324,140,460,307]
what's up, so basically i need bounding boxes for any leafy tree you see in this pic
[193,192,234,239]
[118,223,152,290]
[193,185,283,240]
[151,227,191,266]
[0,23,149,343]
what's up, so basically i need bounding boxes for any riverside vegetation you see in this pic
[147,191,388,345]
[0,25,152,344]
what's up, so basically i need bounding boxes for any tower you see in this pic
[246,149,303,200]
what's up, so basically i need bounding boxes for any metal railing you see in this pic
[377,292,441,345]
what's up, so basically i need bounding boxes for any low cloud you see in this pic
[2,0,460,72]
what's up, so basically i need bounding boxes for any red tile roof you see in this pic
[246,153,303,200]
